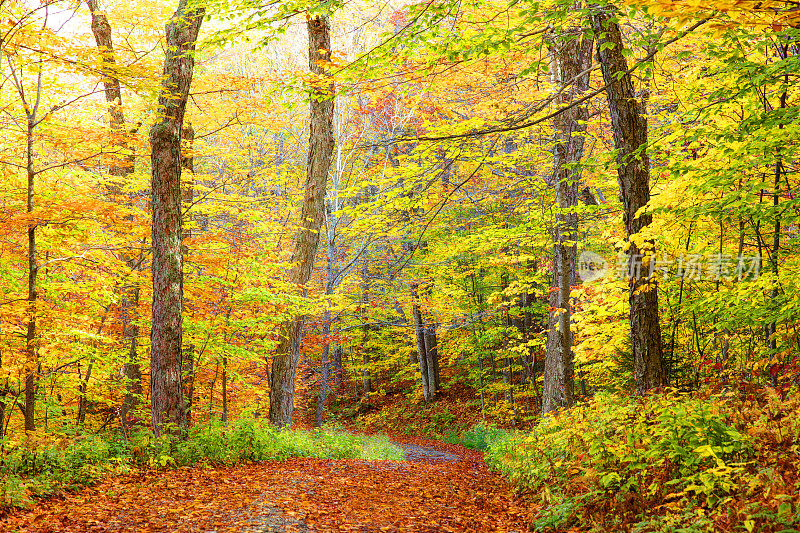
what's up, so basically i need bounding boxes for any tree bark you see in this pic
[542,26,593,414]
[24,110,37,432]
[6,55,46,432]
[592,8,665,394]
[412,283,437,401]
[315,309,332,427]
[315,126,346,424]
[424,323,440,394]
[149,0,204,438]
[360,268,372,396]
[85,0,143,431]
[181,123,195,428]
[413,298,430,400]
[269,15,334,428]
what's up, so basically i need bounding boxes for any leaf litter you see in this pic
[1,438,533,532]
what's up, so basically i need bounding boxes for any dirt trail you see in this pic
[1,439,532,532]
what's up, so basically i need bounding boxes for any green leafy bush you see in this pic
[0,433,129,507]
[445,423,511,451]
[485,391,754,531]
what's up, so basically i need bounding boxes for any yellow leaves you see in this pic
[622,0,800,30]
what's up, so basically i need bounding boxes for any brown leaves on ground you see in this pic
[1,442,533,532]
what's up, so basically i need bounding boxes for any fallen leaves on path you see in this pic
[1,441,534,532]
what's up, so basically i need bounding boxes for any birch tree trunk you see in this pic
[269,15,335,428]
[149,0,204,438]
[542,26,593,414]
[592,8,665,393]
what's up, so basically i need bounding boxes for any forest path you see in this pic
[1,438,532,532]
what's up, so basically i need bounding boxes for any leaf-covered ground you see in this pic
[1,437,534,532]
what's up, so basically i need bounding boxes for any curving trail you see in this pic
[1,438,533,532]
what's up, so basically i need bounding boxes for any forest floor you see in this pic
[0,435,535,532]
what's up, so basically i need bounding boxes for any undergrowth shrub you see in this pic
[1,433,129,509]
[486,390,763,531]
[128,419,403,466]
[1,419,402,512]
[445,423,511,451]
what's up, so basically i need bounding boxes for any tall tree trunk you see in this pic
[86,0,132,179]
[332,345,343,388]
[315,192,338,426]
[0,344,5,434]
[85,0,143,431]
[7,58,46,432]
[766,42,788,357]
[149,0,204,438]
[0,391,6,438]
[77,315,109,426]
[24,111,37,432]
[181,123,195,428]
[542,26,593,414]
[221,353,228,425]
[269,15,335,428]
[592,8,665,394]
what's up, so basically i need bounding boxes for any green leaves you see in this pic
[485,391,762,530]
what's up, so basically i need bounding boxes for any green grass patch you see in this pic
[443,422,511,451]
[0,418,403,511]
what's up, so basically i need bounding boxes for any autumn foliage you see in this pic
[1,0,800,530]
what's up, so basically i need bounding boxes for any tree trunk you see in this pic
[542,26,593,414]
[181,123,195,428]
[149,0,204,438]
[24,112,37,432]
[221,353,228,425]
[592,8,665,394]
[766,46,788,357]
[360,270,372,396]
[86,0,133,179]
[333,345,343,388]
[85,0,143,431]
[424,323,440,394]
[314,199,338,425]
[269,15,334,428]
[411,284,434,401]
[8,59,46,432]
[315,310,332,427]
[0,391,5,438]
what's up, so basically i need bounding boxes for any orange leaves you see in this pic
[2,446,536,532]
